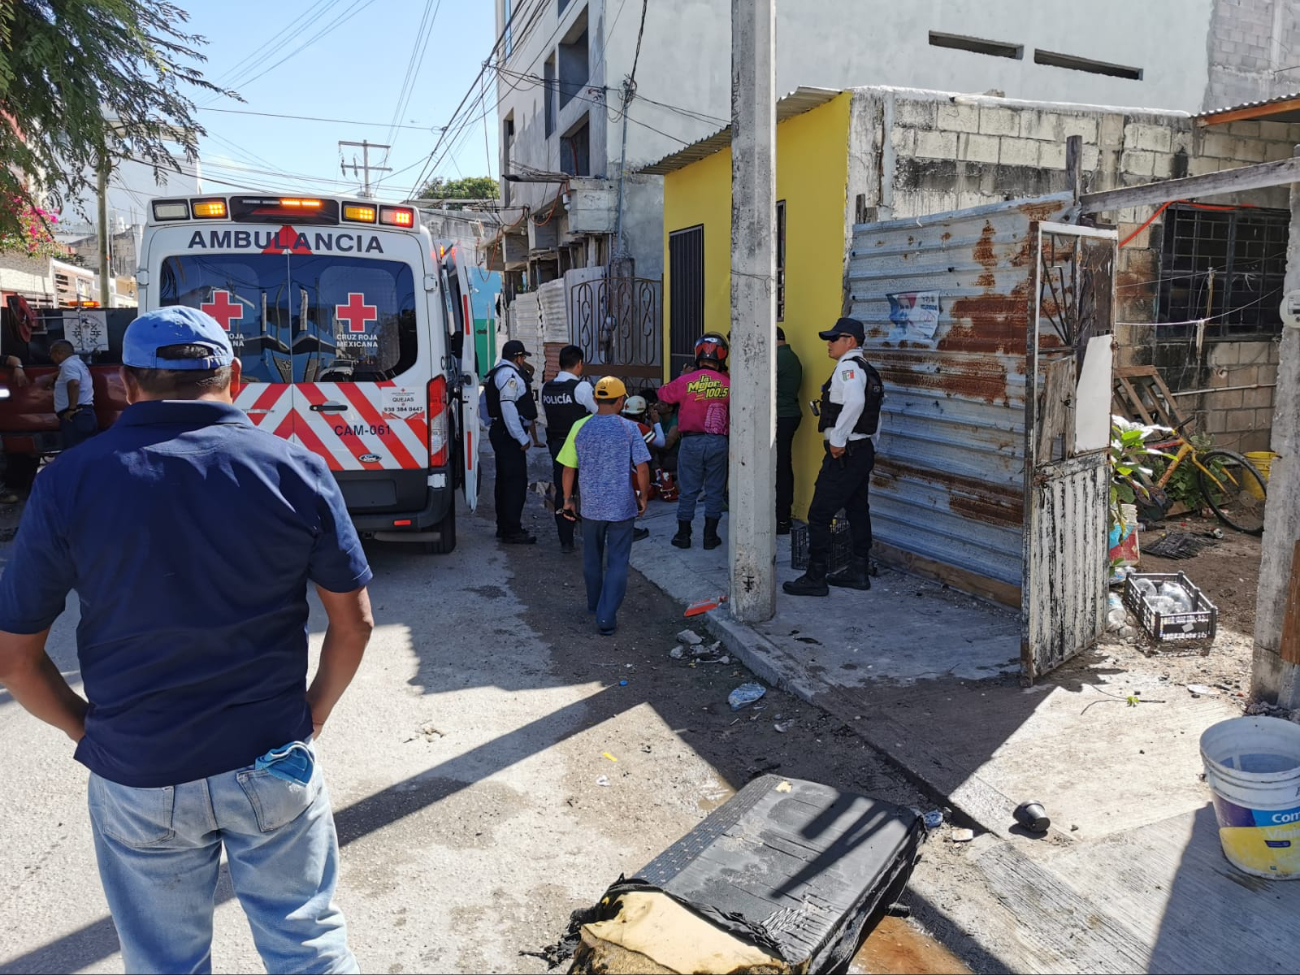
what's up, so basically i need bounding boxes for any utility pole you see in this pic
[96,151,111,308]
[728,0,777,623]
[338,140,393,198]
[1251,145,1300,705]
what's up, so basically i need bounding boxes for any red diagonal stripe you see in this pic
[245,383,288,426]
[335,383,422,469]
[298,383,377,469]
[289,413,343,471]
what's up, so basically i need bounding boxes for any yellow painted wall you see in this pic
[662,92,851,520]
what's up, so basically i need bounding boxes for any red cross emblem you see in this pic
[335,292,377,333]
[200,290,244,331]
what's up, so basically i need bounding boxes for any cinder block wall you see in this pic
[845,88,1296,451]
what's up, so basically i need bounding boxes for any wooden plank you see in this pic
[1036,358,1074,461]
[1079,155,1300,213]
[1282,539,1300,666]
[1198,96,1300,126]
[1117,375,1154,423]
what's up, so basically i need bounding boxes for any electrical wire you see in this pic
[383,0,445,151]
[205,0,342,96]
[198,106,438,131]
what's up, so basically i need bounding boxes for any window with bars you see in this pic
[1157,204,1289,336]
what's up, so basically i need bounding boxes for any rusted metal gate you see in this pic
[1021,223,1116,681]
[848,195,1114,680]
[568,273,662,387]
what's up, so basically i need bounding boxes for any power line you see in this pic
[219,0,380,96]
[383,0,444,148]
[198,106,438,131]
[205,0,342,96]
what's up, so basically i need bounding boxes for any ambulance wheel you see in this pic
[421,503,457,554]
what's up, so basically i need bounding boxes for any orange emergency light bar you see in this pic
[278,198,322,209]
[379,206,414,227]
[191,199,227,219]
[343,204,377,223]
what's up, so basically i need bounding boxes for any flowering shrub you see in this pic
[0,196,62,258]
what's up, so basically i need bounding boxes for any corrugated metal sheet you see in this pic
[847,194,1072,592]
[1198,89,1300,123]
[537,279,568,344]
[1023,453,1109,680]
[637,87,842,176]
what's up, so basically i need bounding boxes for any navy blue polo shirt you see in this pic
[0,400,372,787]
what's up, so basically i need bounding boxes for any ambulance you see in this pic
[138,193,479,552]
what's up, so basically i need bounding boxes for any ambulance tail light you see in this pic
[343,203,377,223]
[427,376,448,467]
[379,206,415,228]
[191,198,228,219]
[152,199,190,221]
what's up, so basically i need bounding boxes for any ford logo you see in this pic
[359,453,382,464]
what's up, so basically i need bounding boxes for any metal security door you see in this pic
[1022,222,1117,682]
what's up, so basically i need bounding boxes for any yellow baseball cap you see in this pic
[594,376,628,400]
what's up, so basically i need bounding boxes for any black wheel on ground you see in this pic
[420,501,457,554]
[1197,449,1267,535]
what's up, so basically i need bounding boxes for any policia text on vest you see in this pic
[541,356,597,552]
[785,318,883,598]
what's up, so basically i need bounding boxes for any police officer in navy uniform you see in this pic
[485,339,539,544]
[541,344,597,552]
[784,317,884,597]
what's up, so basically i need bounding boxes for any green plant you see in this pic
[1108,415,1170,530]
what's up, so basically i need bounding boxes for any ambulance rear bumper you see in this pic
[349,483,450,533]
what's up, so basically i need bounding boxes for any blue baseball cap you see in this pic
[123,306,235,370]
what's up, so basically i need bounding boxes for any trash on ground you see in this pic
[1013,800,1051,833]
[923,810,944,829]
[1187,683,1220,697]
[728,682,767,710]
[677,629,703,646]
[595,775,610,787]
[1144,531,1218,560]
[602,752,618,762]
[684,594,728,617]
[1123,571,1218,643]
[669,646,685,659]
[618,679,628,686]
[773,722,789,734]
[950,828,975,843]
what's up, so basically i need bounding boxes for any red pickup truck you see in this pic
[0,309,133,471]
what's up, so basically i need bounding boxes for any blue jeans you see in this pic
[675,434,728,521]
[584,518,635,631]
[59,407,97,450]
[87,743,357,975]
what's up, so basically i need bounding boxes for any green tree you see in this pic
[418,176,500,208]
[0,0,232,241]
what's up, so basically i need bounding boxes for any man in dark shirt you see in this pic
[0,306,373,974]
[775,327,804,534]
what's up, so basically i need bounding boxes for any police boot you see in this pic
[671,520,692,549]
[783,560,829,597]
[827,556,872,591]
[703,517,723,550]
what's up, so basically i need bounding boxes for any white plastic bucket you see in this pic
[1200,716,1300,878]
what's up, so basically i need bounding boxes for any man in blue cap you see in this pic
[0,306,373,973]
[784,317,884,598]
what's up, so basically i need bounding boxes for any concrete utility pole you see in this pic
[728,0,777,623]
[1251,146,1300,705]
[338,140,393,198]
[96,153,111,308]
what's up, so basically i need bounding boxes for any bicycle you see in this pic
[1146,428,1268,535]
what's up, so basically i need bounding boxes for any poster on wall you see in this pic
[887,292,941,343]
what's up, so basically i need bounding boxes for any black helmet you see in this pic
[694,332,729,367]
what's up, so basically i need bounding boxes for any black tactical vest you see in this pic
[541,377,587,444]
[485,362,537,422]
[817,353,884,436]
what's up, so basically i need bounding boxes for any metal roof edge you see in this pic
[1198,89,1300,120]
[637,86,843,176]
[850,192,1074,234]
[846,85,1191,119]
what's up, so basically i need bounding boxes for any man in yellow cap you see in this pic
[558,376,651,636]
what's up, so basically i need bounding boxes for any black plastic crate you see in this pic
[1122,571,1218,643]
[791,514,852,573]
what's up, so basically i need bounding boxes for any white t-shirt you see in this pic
[54,355,94,412]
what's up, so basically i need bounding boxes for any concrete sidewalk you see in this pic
[630,504,1300,974]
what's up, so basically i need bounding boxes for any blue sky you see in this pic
[104,0,499,218]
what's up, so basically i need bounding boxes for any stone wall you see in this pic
[1204,0,1300,110]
